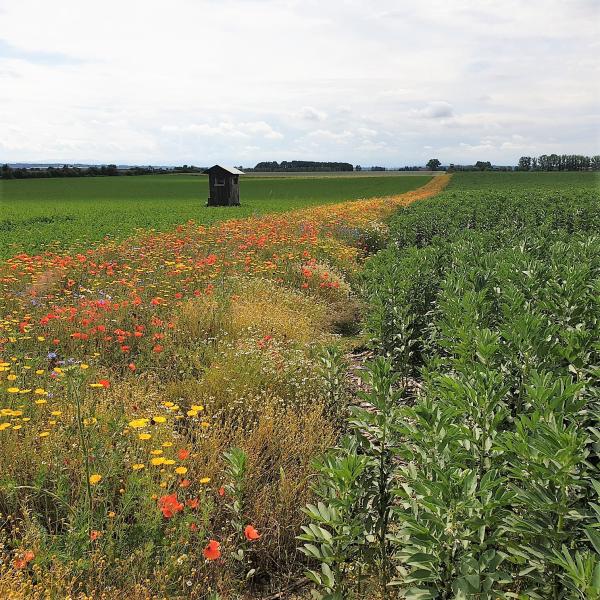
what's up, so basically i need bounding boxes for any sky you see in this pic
[0,0,599,167]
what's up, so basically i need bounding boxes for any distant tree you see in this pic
[355,165,362,171]
[591,155,600,171]
[426,158,441,171]
[1,164,14,179]
[517,156,532,171]
[475,161,492,171]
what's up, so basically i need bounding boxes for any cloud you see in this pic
[0,0,597,165]
[412,102,454,119]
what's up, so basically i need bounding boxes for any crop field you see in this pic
[1,172,599,599]
[0,174,431,259]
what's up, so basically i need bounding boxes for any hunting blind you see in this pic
[204,165,244,206]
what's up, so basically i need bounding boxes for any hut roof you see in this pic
[203,165,245,175]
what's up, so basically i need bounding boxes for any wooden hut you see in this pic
[204,165,244,206]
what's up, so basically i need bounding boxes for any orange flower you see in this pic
[90,530,103,541]
[186,497,199,509]
[203,539,221,560]
[128,362,136,371]
[218,486,225,497]
[13,550,35,569]
[244,525,261,541]
[179,479,191,488]
[158,493,184,518]
[99,379,110,388]
[177,448,190,460]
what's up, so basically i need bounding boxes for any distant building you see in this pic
[204,165,244,206]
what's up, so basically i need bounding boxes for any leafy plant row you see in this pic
[300,183,600,598]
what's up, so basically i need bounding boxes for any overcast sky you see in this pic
[0,0,598,166]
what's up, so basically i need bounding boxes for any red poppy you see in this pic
[179,479,191,488]
[244,525,261,541]
[186,498,199,509]
[128,363,136,371]
[99,379,110,389]
[90,530,102,541]
[158,493,184,518]
[190,523,198,532]
[203,539,221,560]
[177,448,190,460]
[218,486,225,497]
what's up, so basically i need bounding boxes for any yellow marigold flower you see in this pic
[162,442,173,448]
[84,417,97,426]
[200,477,211,484]
[151,457,166,466]
[191,404,204,411]
[34,388,47,395]
[201,421,210,427]
[150,449,163,455]
[108,511,116,518]
[152,416,166,423]
[7,387,20,393]
[128,418,149,429]
[35,369,44,375]
[0,423,10,431]
[12,424,22,430]
[187,410,198,417]
[51,410,62,416]
[163,459,175,466]
[39,431,50,438]
[80,364,89,370]
[35,399,47,405]
[138,433,152,440]
[37,336,45,342]
[89,474,102,485]
[175,466,188,475]
[163,402,174,408]
[132,464,145,471]
[7,374,17,381]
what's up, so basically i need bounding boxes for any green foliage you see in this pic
[305,173,600,597]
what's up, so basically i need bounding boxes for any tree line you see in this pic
[252,160,353,172]
[0,164,204,180]
[517,154,600,171]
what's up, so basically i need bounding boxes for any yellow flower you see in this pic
[39,431,50,438]
[200,477,211,484]
[80,364,89,370]
[7,374,17,381]
[89,474,102,485]
[12,424,22,430]
[162,441,173,448]
[51,410,62,417]
[138,433,152,440]
[163,459,175,466]
[35,369,44,375]
[6,387,20,393]
[34,388,47,395]
[175,466,188,475]
[128,418,149,429]
[132,463,145,471]
[152,415,166,423]
[187,409,198,417]
[83,417,97,426]
[151,457,166,466]
[0,423,10,431]
[150,449,163,455]
[191,404,204,412]
[35,399,47,405]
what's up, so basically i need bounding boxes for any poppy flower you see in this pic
[186,498,199,509]
[177,448,190,460]
[203,539,221,560]
[158,493,184,518]
[99,379,110,389]
[218,486,225,497]
[244,525,261,541]
[90,530,102,541]
[179,479,191,488]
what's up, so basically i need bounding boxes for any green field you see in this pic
[0,174,431,258]
[448,170,600,191]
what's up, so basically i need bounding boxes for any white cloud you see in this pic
[0,0,598,165]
